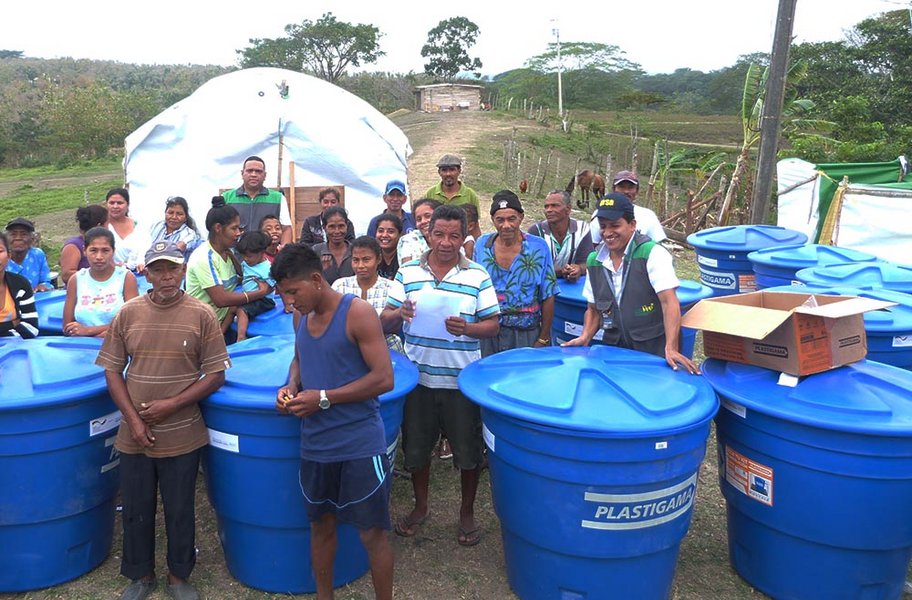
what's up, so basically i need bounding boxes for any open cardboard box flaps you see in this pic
[681,291,896,376]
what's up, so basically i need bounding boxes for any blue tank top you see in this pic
[296,293,385,461]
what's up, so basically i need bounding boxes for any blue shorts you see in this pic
[299,454,392,531]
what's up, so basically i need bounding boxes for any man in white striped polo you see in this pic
[381,204,500,547]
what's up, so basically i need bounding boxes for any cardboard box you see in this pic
[681,291,896,376]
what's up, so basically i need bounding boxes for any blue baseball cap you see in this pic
[384,180,407,195]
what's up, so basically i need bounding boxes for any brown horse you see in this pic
[565,170,606,208]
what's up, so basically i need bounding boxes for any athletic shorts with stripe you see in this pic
[299,454,392,530]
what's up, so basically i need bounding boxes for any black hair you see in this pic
[413,198,442,214]
[374,212,403,234]
[76,204,108,233]
[84,226,115,248]
[0,232,7,254]
[429,204,467,239]
[106,187,130,203]
[321,205,348,227]
[318,187,341,202]
[236,230,271,255]
[351,235,381,258]
[270,243,322,283]
[258,213,280,229]
[205,196,240,233]
[165,196,200,234]
[456,203,478,223]
[243,156,266,169]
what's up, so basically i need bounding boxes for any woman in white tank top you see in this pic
[63,227,139,337]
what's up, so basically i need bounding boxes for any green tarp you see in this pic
[813,159,912,242]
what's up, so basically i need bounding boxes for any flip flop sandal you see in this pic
[394,513,428,537]
[458,526,482,547]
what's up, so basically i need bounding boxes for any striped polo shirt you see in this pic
[387,251,499,389]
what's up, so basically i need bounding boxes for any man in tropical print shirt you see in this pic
[474,190,558,356]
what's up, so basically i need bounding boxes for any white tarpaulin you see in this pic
[776,158,821,240]
[830,185,912,266]
[124,67,412,236]
[777,158,912,266]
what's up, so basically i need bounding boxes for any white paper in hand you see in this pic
[408,289,462,340]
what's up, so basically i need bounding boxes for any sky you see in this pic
[6,0,908,76]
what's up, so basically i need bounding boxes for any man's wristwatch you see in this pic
[318,389,331,410]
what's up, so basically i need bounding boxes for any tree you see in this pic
[718,61,825,224]
[238,13,383,83]
[845,10,912,126]
[421,17,482,80]
[525,42,641,73]
[42,81,138,158]
[706,53,769,114]
[0,50,23,60]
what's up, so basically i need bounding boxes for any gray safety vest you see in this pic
[586,233,666,356]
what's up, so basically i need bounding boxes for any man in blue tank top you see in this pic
[272,243,395,600]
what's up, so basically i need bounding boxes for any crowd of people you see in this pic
[3,153,698,600]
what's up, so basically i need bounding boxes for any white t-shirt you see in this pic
[583,237,678,304]
[590,205,666,244]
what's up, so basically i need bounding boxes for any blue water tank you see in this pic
[35,288,66,335]
[0,337,121,592]
[459,346,718,600]
[687,225,807,296]
[134,274,152,293]
[764,284,912,370]
[550,276,710,358]
[703,358,912,600]
[230,294,295,338]
[747,244,880,289]
[795,262,912,294]
[200,334,417,593]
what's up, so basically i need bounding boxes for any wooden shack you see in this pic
[415,83,484,112]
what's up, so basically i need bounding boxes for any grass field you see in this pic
[0,158,123,266]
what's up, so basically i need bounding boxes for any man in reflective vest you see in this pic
[564,192,699,374]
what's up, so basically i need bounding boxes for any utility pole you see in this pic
[750,0,797,224]
[551,19,565,131]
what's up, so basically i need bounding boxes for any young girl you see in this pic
[234,230,276,341]
[259,214,283,263]
[459,203,482,258]
[63,227,139,337]
[374,213,402,280]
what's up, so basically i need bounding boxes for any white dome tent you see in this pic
[124,67,411,237]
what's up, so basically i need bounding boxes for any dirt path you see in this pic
[396,110,526,196]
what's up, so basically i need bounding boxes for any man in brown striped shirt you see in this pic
[97,241,231,600]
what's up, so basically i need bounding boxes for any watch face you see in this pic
[319,394,330,409]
